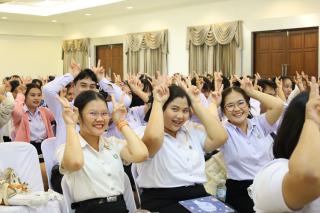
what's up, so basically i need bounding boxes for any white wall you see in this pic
[0,21,64,81]
[63,0,320,76]
[1,0,320,80]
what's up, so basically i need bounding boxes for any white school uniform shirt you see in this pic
[56,135,125,202]
[43,73,129,148]
[221,114,276,180]
[252,159,320,213]
[135,121,207,188]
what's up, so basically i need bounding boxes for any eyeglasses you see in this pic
[87,111,109,119]
[224,100,247,112]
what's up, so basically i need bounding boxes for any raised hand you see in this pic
[306,76,320,125]
[69,59,81,78]
[57,96,78,126]
[152,83,170,105]
[91,59,105,81]
[295,71,305,91]
[253,73,261,90]
[240,76,254,93]
[127,75,143,94]
[209,84,224,106]
[111,94,127,124]
[16,85,27,94]
[214,71,223,91]
[186,85,201,103]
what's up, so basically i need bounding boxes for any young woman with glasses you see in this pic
[56,90,148,213]
[219,77,284,213]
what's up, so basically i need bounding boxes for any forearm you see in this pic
[62,125,84,171]
[283,119,320,209]
[133,89,149,103]
[193,101,227,146]
[142,101,164,156]
[43,74,73,109]
[120,125,149,162]
[247,90,284,124]
[289,119,320,180]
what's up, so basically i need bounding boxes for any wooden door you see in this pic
[96,44,123,81]
[254,27,318,78]
[287,28,318,77]
[254,31,287,78]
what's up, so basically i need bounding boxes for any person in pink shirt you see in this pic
[12,83,55,190]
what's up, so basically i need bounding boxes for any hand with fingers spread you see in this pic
[306,77,320,125]
[214,71,223,91]
[210,84,224,106]
[111,95,127,125]
[57,96,78,126]
[152,83,170,105]
[69,60,81,78]
[240,76,255,93]
[186,85,201,103]
[91,59,105,81]
[253,73,261,90]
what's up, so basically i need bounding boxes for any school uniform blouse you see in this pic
[56,135,126,202]
[221,114,276,180]
[135,121,207,188]
[252,159,320,213]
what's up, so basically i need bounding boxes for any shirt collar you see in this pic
[226,118,257,135]
[23,104,40,115]
[164,122,189,138]
[79,134,106,152]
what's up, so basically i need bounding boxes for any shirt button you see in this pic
[110,187,114,191]
[186,158,190,161]
[107,173,111,177]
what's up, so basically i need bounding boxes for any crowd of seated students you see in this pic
[0,66,319,213]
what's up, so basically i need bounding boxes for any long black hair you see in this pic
[273,92,309,159]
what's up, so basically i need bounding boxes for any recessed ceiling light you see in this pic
[1,17,7,19]
[126,6,133,10]
[51,20,57,23]
[84,13,92,16]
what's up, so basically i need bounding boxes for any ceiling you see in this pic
[0,0,221,23]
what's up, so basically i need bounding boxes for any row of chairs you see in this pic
[0,140,137,213]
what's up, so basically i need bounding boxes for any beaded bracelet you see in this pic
[116,120,129,131]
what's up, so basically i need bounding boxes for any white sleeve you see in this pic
[252,159,293,212]
[56,144,69,175]
[99,78,131,108]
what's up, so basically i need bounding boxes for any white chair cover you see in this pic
[0,142,44,191]
[41,137,58,189]
[0,142,64,213]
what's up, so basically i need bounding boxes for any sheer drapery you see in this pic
[125,30,168,76]
[187,21,242,77]
[62,38,90,74]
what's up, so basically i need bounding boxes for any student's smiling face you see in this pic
[163,97,190,137]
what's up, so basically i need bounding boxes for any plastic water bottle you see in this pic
[216,180,226,202]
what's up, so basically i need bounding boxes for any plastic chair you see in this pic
[41,137,58,189]
[61,173,137,213]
